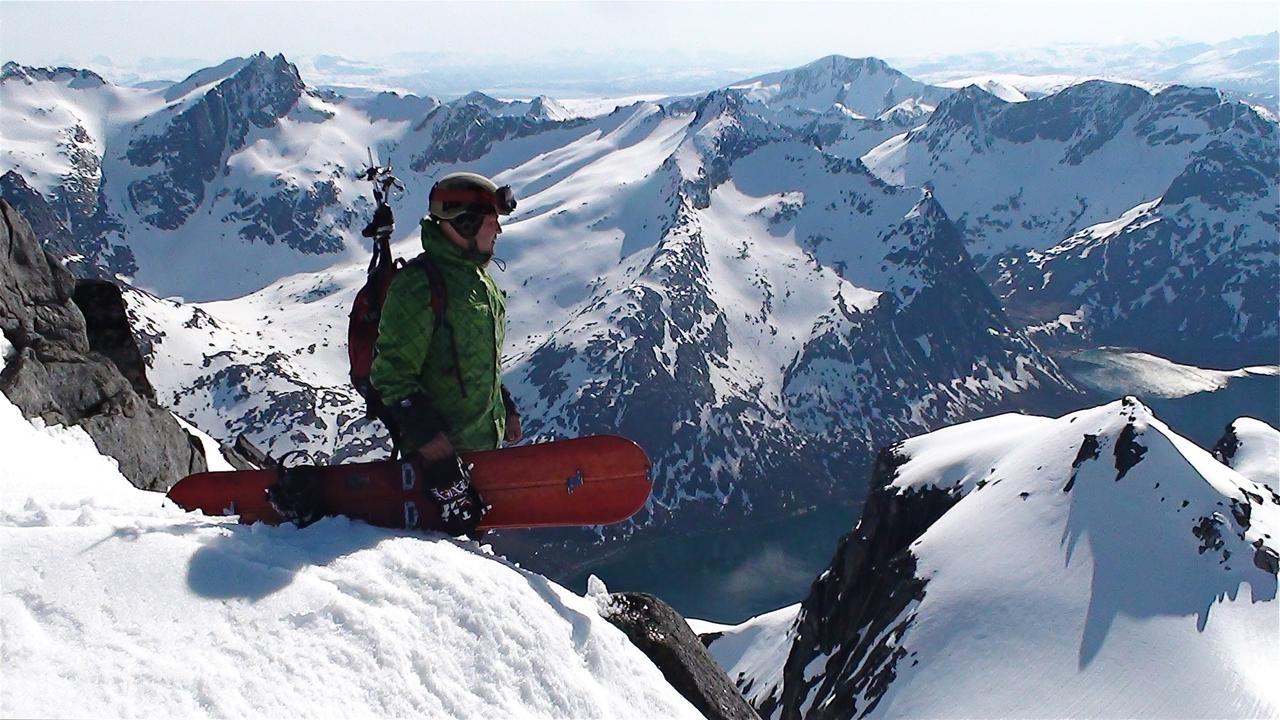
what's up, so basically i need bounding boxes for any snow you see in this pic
[858,82,1253,261]
[1068,348,1280,399]
[1222,417,1280,493]
[172,414,238,472]
[931,73,1162,99]
[699,604,799,706]
[0,390,701,718]
[555,95,669,119]
[719,399,1279,718]
[879,399,1280,718]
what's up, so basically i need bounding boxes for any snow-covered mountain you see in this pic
[0,53,1088,572]
[863,80,1279,366]
[898,32,1280,112]
[996,101,1278,367]
[1213,417,1280,492]
[9,49,1275,575]
[708,398,1280,718]
[0,362,705,718]
[722,56,952,162]
[863,81,1272,261]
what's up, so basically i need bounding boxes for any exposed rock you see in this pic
[1113,421,1148,480]
[602,592,760,720]
[1211,422,1242,465]
[0,170,79,264]
[755,448,962,720]
[74,280,154,398]
[0,200,205,490]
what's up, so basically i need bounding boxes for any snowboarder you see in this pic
[367,172,522,535]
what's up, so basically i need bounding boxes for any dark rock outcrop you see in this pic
[73,280,155,398]
[602,592,760,720]
[0,200,205,490]
[754,449,962,720]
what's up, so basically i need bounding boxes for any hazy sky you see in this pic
[4,0,1277,73]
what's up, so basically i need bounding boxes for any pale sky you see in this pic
[4,0,1277,71]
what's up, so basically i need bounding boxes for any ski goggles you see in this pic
[430,185,518,215]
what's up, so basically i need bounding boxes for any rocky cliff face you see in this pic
[0,200,205,490]
[752,452,960,720]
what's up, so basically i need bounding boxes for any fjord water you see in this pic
[569,503,862,624]
[574,349,1278,625]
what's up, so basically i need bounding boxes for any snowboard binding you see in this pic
[266,451,327,527]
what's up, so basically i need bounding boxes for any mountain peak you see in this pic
[728,54,950,118]
[737,399,1279,718]
[163,53,303,103]
[804,54,896,77]
[459,90,502,108]
[1,61,106,88]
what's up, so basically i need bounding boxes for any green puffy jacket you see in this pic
[369,218,511,454]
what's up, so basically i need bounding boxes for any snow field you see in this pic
[0,386,700,719]
[695,604,799,706]
[874,400,1280,718]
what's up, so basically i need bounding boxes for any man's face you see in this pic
[442,211,503,257]
[473,212,501,255]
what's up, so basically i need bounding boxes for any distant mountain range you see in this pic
[898,31,1279,112]
[42,32,1279,112]
[1,48,1275,574]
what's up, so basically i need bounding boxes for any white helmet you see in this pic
[428,172,517,220]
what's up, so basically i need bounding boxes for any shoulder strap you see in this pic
[404,255,468,397]
[414,256,448,330]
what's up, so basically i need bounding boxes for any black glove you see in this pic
[362,204,394,239]
[423,455,487,536]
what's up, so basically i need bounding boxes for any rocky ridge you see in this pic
[0,200,205,490]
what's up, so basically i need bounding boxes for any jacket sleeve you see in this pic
[369,267,448,452]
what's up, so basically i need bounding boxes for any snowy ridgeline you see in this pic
[0,353,701,718]
[701,398,1279,719]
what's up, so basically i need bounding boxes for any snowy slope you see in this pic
[735,398,1279,719]
[1213,417,1280,493]
[698,605,800,707]
[0,371,701,718]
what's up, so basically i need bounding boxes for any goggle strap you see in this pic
[432,186,515,212]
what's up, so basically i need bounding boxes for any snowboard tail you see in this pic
[167,435,652,531]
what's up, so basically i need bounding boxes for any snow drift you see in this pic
[0,359,700,718]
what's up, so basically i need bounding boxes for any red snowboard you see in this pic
[167,435,651,531]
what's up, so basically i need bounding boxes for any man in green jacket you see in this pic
[369,172,522,534]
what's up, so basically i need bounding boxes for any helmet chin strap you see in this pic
[459,228,493,265]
